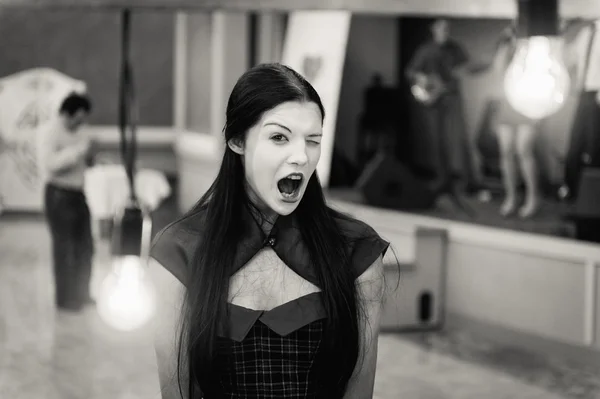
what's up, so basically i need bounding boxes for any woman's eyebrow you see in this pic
[263,122,291,132]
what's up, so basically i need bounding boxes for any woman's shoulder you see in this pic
[329,208,390,278]
[150,208,207,285]
[331,209,377,237]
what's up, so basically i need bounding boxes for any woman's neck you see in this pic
[247,204,277,236]
[244,186,278,235]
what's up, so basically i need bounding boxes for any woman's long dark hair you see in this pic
[177,63,362,397]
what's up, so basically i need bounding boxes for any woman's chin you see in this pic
[268,191,303,215]
[270,201,299,216]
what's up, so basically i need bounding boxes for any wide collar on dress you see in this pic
[231,205,319,286]
[219,205,326,341]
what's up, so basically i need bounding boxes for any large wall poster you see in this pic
[281,11,351,188]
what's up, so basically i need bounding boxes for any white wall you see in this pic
[335,15,399,164]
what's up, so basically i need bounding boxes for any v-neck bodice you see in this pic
[223,292,325,342]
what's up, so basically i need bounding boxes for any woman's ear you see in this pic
[227,137,244,155]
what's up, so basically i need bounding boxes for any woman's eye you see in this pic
[308,140,321,146]
[271,134,287,142]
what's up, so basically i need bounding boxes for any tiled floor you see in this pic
[1,215,599,399]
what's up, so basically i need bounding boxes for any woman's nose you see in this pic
[288,143,308,166]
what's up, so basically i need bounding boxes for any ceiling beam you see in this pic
[0,0,598,19]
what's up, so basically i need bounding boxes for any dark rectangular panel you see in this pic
[0,10,174,126]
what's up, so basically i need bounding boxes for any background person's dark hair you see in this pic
[176,63,368,397]
[59,92,92,116]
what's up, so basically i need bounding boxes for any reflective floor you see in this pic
[1,216,599,399]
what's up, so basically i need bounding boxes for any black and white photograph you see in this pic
[0,1,599,398]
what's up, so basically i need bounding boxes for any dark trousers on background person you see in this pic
[44,183,94,311]
[421,93,479,193]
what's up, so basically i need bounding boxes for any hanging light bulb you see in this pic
[97,9,156,332]
[97,202,156,332]
[504,0,571,120]
[504,36,570,120]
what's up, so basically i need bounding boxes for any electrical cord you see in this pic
[119,8,138,204]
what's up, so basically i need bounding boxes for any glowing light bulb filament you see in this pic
[504,36,570,120]
[97,255,156,332]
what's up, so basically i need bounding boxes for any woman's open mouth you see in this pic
[277,173,304,202]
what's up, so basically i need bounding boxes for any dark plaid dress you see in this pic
[151,206,389,399]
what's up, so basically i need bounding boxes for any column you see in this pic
[210,11,250,138]
[172,11,250,212]
[173,12,188,131]
[173,11,249,136]
[256,12,287,64]
[184,11,213,134]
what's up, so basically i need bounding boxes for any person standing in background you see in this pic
[40,93,95,312]
[470,23,541,218]
[405,18,482,198]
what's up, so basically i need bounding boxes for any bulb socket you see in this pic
[516,0,559,38]
[111,206,144,257]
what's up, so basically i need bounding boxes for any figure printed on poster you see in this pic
[302,55,323,82]
[405,19,482,215]
[2,132,38,191]
[7,98,54,190]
